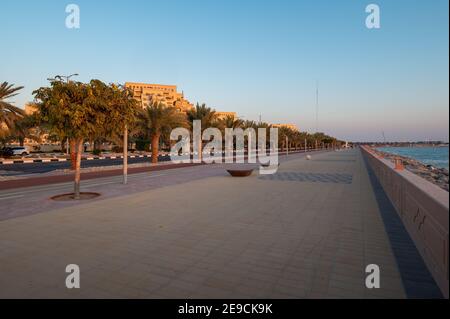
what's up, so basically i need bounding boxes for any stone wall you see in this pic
[361,146,449,298]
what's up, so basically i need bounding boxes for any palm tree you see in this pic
[139,100,187,164]
[255,121,271,149]
[278,127,291,151]
[186,103,218,160]
[187,103,217,128]
[0,82,25,132]
[10,114,41,146]
[241,120,256,131]
[218,115,243,131]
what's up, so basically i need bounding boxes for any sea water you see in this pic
[377,146,449,170]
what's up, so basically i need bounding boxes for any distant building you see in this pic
[215,112,237,120]
[272,123,299,131]
[125,82,194,113]
[21,103,52,147]
[24,103,37,115]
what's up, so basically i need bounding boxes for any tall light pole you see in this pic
[315,80,319,133]
[123,124,128,185]
[120,84,131,185]
[315,81,319,152]
[286,136,289,156]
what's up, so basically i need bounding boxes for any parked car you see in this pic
[0,146,29,157]
[0,147,13,157]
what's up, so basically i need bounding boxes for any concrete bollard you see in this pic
[394,157,404,171]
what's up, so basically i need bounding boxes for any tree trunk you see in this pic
[70,139,77,170]
[286,137,289,156]
[123,125,128,184]
[151,133,160,164]
[74,139,83,199]
[92,140,102,155]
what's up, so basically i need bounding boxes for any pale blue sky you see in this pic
[0,0,448,142]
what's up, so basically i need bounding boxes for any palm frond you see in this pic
[0,82,24,100]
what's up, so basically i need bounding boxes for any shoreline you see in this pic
[373,148,449,192]
[369,144,449,148]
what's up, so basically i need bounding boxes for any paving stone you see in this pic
[0,150,438,298]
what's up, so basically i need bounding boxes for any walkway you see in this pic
[0,149,440,298]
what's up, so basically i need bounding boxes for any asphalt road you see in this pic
[0,155,172,175]
[1,149,326,176]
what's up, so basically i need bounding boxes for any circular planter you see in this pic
[226,169,254,177]
[51,192,101,201]
[260,163,280,168]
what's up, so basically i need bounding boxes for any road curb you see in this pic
[1,149,325,165]
[0,154,153,165]
[0,162,204,191]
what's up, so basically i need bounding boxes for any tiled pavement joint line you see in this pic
[361,150,443,299]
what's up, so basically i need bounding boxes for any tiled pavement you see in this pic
[0,151,322,221]
[0,149,439,298]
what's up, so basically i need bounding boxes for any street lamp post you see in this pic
[123,124,128,185]
[286,136,289,157]
[47,73,79,83]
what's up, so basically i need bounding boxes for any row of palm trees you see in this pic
[2,80,343,161]
[1,79,343,198]
[140,102,343,161]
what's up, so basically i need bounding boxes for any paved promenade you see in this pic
[0,149,439,298]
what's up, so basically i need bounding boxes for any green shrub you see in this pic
[135,139,150,151]
[111,146,123,153]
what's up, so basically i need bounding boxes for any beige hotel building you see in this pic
[125,82,238,122]
[125,82,194,113]
[272,123,299,131]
